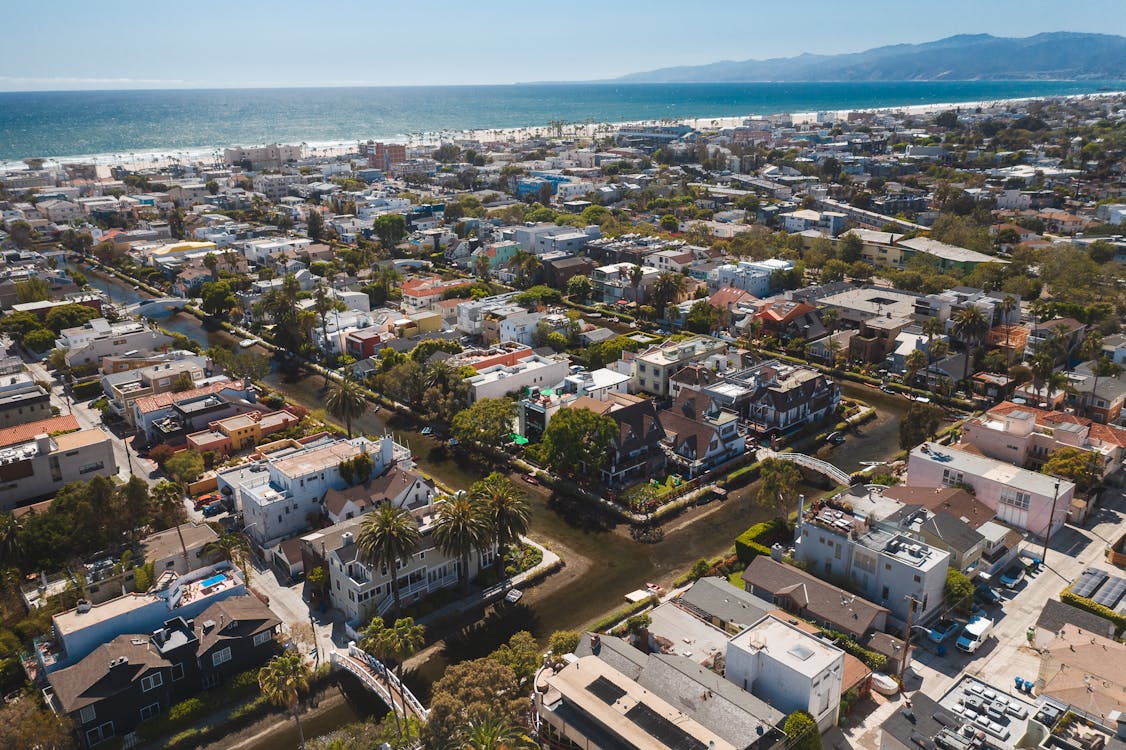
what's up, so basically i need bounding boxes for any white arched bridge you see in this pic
[123,297,190,318]
[331,643,429,721]
[757,449,851,486]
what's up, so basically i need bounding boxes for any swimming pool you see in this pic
[200,574,226,588]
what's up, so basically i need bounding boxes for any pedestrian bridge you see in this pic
[331,643,428,721]
[758,449,851,486]
[123,297,190,318]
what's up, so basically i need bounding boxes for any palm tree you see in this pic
[325,377,367,438]
[432,495,492,595]
[385,616,426,741]
[151,480,189,563]
[313,286,333,384]
[951,304,989,384]
[628,264,644,305]
[203,252,219,281]
[905,348,927,386]
[359,618,402,739]
[0,513,23,563]
[1030,352,1057,405]
[203,532,252,585]
[356,504,422,619]
[452,712,537,749]
[258,650,312,748]
[998,295,1018,357]
[922,317,944,365]
[651,272,686,319]
[471,473,530,580]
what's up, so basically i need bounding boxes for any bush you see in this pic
[1060,588,1126,630]
[819,628,888,671]
[590,596,655,633]
[734,518,789,565]
[168,696,210,724]
[71,379,104,399]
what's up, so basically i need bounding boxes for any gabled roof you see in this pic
[49,635,170,713]
[195,596,280,655]
[132,379,242,415]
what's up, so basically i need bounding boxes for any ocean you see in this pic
[0,80,1118,163]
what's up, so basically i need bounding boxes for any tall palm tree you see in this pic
[452,712,537,749]
[356,504,422,619]
[359,618,402,739]
[313,286,333,384]
[1030,352,1057,404]
[998,294,1018,355]
[471,473,530,580]
[151,480,189,563]
[0,512,23,563]
[651,272,686,320]
[432,495,492,595]
[628,264,644,305]
[951,304,989,383]
[258,650,312,748]
[325,377,367,438]
[203,532,252,585]
[922,317,944,365]
[905,348,927,386]
[385,616,426,741]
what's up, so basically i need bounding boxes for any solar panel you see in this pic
[1093,576,1126,608]
[626,702,709,750]
[586,675,627,705]
[1072,569,1108,598]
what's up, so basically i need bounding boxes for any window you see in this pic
[79,706,96,724]
[140,673,163,692]
[171,663,185,681]
[139,703,160,721]
[212,647,232,667]
[86,722,114,746]
[1000,486,1030,510]
[253,630,272,647]
[941,468,965,487]
[913,575,921,583]
[881,586,889,600]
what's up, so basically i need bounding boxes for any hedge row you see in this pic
[589,595,656,634]
[734,518,790,566]
[1060,588,1126,631]
[71,378,104,399]
[818,628,889,672]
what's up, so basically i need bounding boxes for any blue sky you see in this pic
[2,0,1124,91]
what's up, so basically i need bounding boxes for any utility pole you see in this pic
[1042,479,1061,564]
[900,594,921,686]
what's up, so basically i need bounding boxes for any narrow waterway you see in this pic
[77,262,912,738]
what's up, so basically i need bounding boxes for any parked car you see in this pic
[928,618,960,643]
[974,584,1002,604]
[1000,564,1026,589]
[194,493,220,511]
[202,503,224,518]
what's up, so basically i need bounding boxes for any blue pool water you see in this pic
[201,574,226,588]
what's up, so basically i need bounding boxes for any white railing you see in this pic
[762,450,851,485]
[337,643,429,719]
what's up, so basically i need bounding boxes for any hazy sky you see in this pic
[3,0,1125,91]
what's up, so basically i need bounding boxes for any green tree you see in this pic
[325,377,367,438]
[14,278,49,303]
[22,328,56,353]
[784,710,822,750]
[471,472,530,580]
[755,458,802,510]
[202,532,252,584]
[258,650,312,749]
[44,304,99,333]
[306,210,324,241]
[566,274,592,303]
[651,272,687,319]
[904,348,927,385]
[950,304,989,382]
[384,617,426,742]
[199,281,236,317]
[1,310,45,339]
[372,214,408,249]
[0,694,74,750]
[898,402,945,450]
[432,495,492,595]
[451,712,537,749]
[419,658,527,749]
[164,450,204,486]
[1042,446,1102,492]
[547,630,581,667]
[684,299,719,333]
[945,567,975,614]
[535,407,617,478]
[356,504,422,619]
[489,630,540,688]
[450,398,515,449]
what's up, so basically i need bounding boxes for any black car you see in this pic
[974,584,1002,604]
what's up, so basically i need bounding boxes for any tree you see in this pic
[471,472,530,580]
[1087,357,1123,418]
[535,407,617,478]
[547,630,581,667]
[14,278,49,303]
[898,402,945,450]
[199,280,237,317]
[372,214,407,249]
[384,616,426,742]
[566,274,593,303]
[420,658,527,749]
[651,272,687,319]
[453,711,537,749]
[660,214,678,232]
[433,495,492,595]
[489,630,540,688]
[164,450,204,486]
[259,650,312,749]
[203,532,252,584]
[356,504,421,619]
[44,304,99,333]
[306,210,324,241]
[628,264,645,303]
[951,304,989,382]
[684,299,719,333]
[0,696,75,750]
[325,377,367,438]
[1042,446,1103,492]
[904,348,927,385]
[7,220,33,248]
[755,458,802,510]
[784,710,822,750]
[22,328,56,353]
[450,398,515,449]
[945,567,975,614]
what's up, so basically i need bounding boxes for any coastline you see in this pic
[2,88,1122,172]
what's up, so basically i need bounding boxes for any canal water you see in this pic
[77,262,911,738]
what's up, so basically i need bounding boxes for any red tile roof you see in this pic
[132,380,243,415]
[987,400,1126,448]
[0,415,80,449]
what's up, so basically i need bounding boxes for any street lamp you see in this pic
[1042,479,1062,564]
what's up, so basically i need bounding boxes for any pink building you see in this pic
[906,442,1073,538]
[962,401,1126,480]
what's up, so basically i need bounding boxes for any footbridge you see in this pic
[758,449,851,486]
[122,297,190,318]
[330,643,428,721]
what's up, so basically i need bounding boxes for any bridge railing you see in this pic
[330,650,395,709]
[762,450,850,485]
[346,643,429,719]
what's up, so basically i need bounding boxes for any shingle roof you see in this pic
[195,596,280,655]
[49,635,170,713]
[1036,599,1115,639]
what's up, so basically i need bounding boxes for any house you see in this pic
[907,442,1074,538]
[47,595,279,749]
[702,360,840,437]
[566,393,666,488]
[879,693,950,750]
[741,556,889,640]
[881,505,985,574]
[1037,625,1126,726]
[659,391,746,478]
[128,380,248,439]
[81,523,222,605]
[185,409,300,456]
[322,466,435,524]
[631,336,727,397]
[794,495,950,626]
[0,422,117,512]
[896,236,1004,274]
[750,300,826,341]
[0,380,52,428]
[708,259,793,296]
[1065,361,1126,425]
[465,354,570,403]
[401,276,474,312]
[517,369,632,442]
[102,356,212,418]
[1032,599,1116,650]
[1024,317,1086,364]
[299,497,496,627]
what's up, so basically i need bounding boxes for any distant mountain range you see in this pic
[611,33,1126,83]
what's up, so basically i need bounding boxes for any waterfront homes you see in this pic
[907,441,1074,537]
[567,393,666,488]
[322,465,435,524]
[299,495,494,626]
[465,353,570,403]
[794,494,950,626]
[131,380,254,444]
[217,434,411,547]
[517,367,633,442]
[0,417,117,511]
[46,595,279,750]
[631,336,728,397]
[658,391,746,478]
[185,409,300,456]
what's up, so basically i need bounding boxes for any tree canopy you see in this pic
[533,407,617,477]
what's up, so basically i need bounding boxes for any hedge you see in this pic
[71,379,104,399]
[818,628,888,672]
[1060,588,1126,631]
[735,518,789,566]
[590,595,656,633]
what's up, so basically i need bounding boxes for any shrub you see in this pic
[818,628,888,671]
[168,696,210,724]
[1060,588,1126,630]
[590,596,655,633]
[734,518,789,565]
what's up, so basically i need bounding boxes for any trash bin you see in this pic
[936,645,946,657]
[1015,677,1025,691]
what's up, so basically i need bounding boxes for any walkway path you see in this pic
[331,644,428,721]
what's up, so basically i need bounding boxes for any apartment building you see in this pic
[223,144,302,170]
[0,380,52,428]
[60,319,174,369]
[254,173,304,201]
[466,354,570,403]
[401,275,474,312]
[0,421,117,511]
[631,336,728,397]
[454,292,522,336]
[518,368,632,442]
[590,262,660,304]
[185,409,300,456]
[907,441,1074,537]
[101,356,211,417]
[707,259,794,296]
[127,380,248,437]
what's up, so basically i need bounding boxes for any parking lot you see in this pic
[846,487,1126,750]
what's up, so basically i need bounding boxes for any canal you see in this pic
[77,262,911,729]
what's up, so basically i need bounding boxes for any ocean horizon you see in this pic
[0,80,1120,164]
